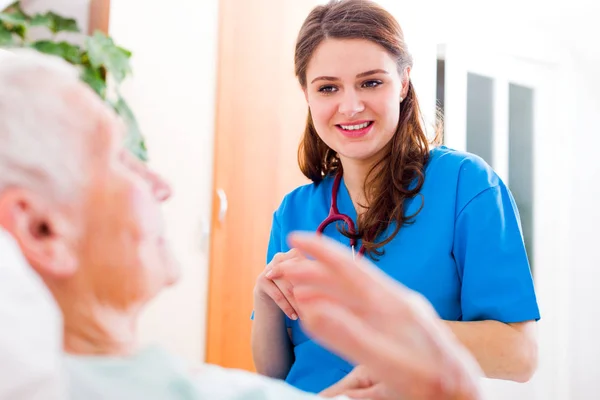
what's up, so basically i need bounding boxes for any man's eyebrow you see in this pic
[310,69,389,84]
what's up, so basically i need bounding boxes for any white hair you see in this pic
[0,49,98,203]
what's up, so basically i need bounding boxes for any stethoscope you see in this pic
[316,172,366,259]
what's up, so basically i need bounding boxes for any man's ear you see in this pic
[0,189,78,278]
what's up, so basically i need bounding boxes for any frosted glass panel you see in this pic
[466,73,494,166]
[436,59,445,143]
[509,83,535,271]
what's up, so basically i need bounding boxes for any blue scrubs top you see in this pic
[265,146,540,394]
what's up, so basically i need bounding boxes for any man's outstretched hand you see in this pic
[268,232,482,400]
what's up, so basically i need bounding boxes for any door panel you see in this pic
[206,0,318,371]
[441,43,567,400]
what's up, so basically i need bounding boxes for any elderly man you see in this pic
[0,50,482,400]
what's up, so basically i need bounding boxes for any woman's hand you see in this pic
[251,250,301,378]
[253,249,304,321]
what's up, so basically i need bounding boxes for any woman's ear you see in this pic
[401,67,411,100]
[0,189,78,279]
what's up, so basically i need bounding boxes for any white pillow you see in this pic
[0,228,65,399]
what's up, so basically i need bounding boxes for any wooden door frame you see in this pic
[88,0,111,35]
[205,0,316,370]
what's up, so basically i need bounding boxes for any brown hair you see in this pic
[295,0,438,259]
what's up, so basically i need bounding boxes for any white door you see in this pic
[440,43,570,400]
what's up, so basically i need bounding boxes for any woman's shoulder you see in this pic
[426,146,505,211]
[274,176,333,219]
[429,145,493,173]
[428,145,501,188]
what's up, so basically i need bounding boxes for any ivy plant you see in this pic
[0,1,147,161]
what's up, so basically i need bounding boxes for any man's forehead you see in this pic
[83,105,127,160]
[95,99,126,140]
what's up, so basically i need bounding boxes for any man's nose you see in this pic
[338,89,365,117]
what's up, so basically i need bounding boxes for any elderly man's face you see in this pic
[71,106,180,310]
[0,62,179,315]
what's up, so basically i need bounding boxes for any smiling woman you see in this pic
[251,0,540,394]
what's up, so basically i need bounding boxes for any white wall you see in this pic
[569,50,600,400]
[109,0,219,362]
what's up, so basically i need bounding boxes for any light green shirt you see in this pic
[65,346,346,400]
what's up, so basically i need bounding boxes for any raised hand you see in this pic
[269,232,483,400]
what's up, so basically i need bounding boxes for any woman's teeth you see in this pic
[340,121,371,131]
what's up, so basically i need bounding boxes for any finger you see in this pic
[285,257,442,350]
[264,279,298,320]
[272,278,300,318]
[287,232,409,296]
[300,299,386,366]
[273,259,357,312]
[287,232,356,273]
[274,257,374,315]
[266,256,324,282]
[343,384,387,400]
[293,283,372,317]
[320,366,373,397]
[265,249,305,279]
[270,248,304,265]
[319,374,362,398]
[300,299,438,390]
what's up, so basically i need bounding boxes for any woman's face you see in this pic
[304,38,407,167]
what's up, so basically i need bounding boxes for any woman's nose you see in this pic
[338,90,365,117]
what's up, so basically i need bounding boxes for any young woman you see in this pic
[252,0,540,394]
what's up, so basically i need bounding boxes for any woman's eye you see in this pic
[362,80,382,88]
[318,85,338,93]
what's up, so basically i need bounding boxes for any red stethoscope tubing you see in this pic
[316,172,366,256]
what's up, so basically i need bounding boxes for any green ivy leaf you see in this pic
[0,2,30,40]
[85,31,132,84]
[42,12,79,34]
[80,64,107,99]
[117,46,132,58]
[30,40,82,64]
[111,96,148,162]
[0,12,28,27]
[13,23,25,38]
[30,13,51,27]
[0,11,27,39]
[0,23,13,46]
[2,2,146,161]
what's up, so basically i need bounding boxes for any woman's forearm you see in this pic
[444,320,538,382]
[251,299,294,379]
